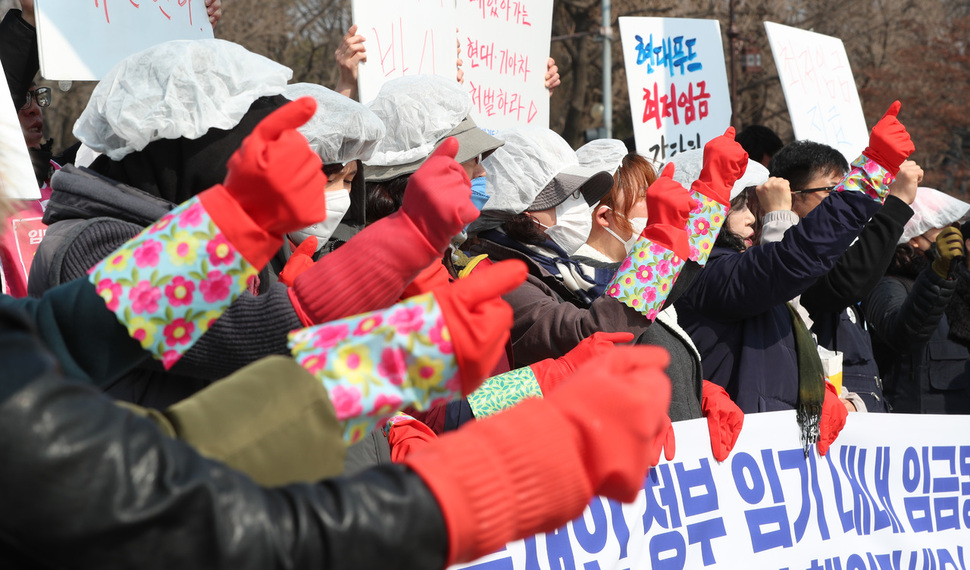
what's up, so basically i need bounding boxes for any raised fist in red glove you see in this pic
[432,259,527,396]
[817,381,848,456]
[701,380,744,462]
[691,127,749,206]
[641,162,698,259]
[401,137,480,253]
[530,331,635,393]
[278,236,318,287]
[862,101,914,176]
[223,97,328,235]
[200,97,328,268]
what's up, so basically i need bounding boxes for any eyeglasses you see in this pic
[791,185,836,194]
[21,87,51,111]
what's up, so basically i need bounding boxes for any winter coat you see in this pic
[0,304,448,570]
[675,190,882,413]
[463,236,704,422]
[864,270,970,413]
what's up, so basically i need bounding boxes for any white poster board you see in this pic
[456,0,553,133]
[34,0,213,81]
[352,0,458,104]
[0,60,41,200]
[619,18,731,165]
[765,22,869,163]
[453,411,970,569]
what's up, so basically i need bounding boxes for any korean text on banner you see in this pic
[456,0,553,133]
[34,0,214,81]
[0,60,40,200]
[452,411,970,570]
[351,0,458,104]
[618,17,731,165]
[765,22,869,164]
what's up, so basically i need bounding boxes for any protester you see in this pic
[675,102,915,455]
[863,187,970,413]
[757,141,922,412]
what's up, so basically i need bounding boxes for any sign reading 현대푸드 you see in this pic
[456,0,553,133]
[618,17,731,165]
[352,0,459,104]
[451,411,970,569]
[34,0,213,81]
[765,22,869,164]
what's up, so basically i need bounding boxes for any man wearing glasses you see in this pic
[751,139,922,413]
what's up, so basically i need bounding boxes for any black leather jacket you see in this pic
[0,306,448,569]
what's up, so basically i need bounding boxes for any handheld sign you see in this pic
[0,60,41,200]
[34,0,214,81]
[352,0,458,104]
[456,0,553,133]
[453,411,970,569]
[765,22,869,163]
[619,17,731,164]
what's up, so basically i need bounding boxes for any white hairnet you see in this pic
[664,149,768,200]
[482,127,579,215]
[364,75,471,167]
[284,83,385,165]
[898,187,970,244]
[74,39,292,161]
[576,139,628,175]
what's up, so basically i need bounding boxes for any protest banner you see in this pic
[618,17,731,165]
[452,411,970,569]
[0,60,40,200]
[764,22,869,164]
[33,0,213,81]
[351,0,458,104]
[456,0,553,133]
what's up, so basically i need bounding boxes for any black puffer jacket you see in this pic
[0,305,448,570]
[863,269,970,413]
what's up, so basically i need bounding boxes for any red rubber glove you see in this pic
[692,126,749,206]
[199,97,328,268]
[405,346,672,564]
[387,417,438,462]
[529,331,635,393]
[701,380,744,462]
[401,260,453,300]
[817,381,848,456]
[640,162,698,260]
[278,236,317,287]
[646,414,676,466]
[861,101,915,176]
[432,260,527,396]
[400,137,480,253]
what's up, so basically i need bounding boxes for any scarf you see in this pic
[480,229,616,305]
[788,302,826,456]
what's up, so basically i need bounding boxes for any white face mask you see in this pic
[601,206,647,254]
[287,188,352,250]
[539,193,595,256]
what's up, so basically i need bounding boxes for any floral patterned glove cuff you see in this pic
[466,366,543,419]
[89,196,258,369]
[840,155,895,203]
[686,194,729,265]
[606,240,685,320]
[288,292,461,443]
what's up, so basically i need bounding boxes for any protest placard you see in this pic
[456,0,553,133]
[34,0,213,81]
[0,60,40,200]
[618,17,731,165]
[351,0,458,104]
[765,22,869,164]
[452,411,970,569]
